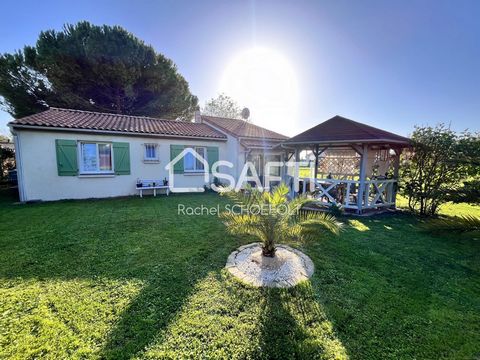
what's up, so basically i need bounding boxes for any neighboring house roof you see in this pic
[200,115,288,141]
[283,115,410,146]
[9,108,227,140]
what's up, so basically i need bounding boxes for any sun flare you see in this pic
[219,47,299,135]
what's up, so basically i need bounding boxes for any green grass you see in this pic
[0,190,479,359]
[396,195,480,217]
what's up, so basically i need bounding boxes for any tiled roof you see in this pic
[9,108,227,140]
[201,115,288,141]
[284,116,410,145]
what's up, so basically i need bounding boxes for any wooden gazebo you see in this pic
[280,116,410,214]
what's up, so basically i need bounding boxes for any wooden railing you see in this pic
[297,177,397,211]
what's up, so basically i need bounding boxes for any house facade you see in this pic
[199,114,287,181]
[9,108,287,202]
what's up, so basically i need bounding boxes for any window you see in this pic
[266,155,282,176]
[184,146,207,172]
[144,143,158,161]
[79,142,113,174]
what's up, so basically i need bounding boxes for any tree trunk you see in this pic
[262,243,276,257]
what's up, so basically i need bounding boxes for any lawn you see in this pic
[0,190,479,359]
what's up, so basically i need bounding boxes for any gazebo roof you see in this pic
[283,116,410,147]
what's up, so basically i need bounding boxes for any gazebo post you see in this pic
[356,144,369,214]
[282,149,293,190]
[281,150,289,180]
[314,145,319,180]
[392,148,401,208]
[393,148,400,179]
[294,147,300,196]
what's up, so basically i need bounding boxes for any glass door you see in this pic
[247,153,264,187]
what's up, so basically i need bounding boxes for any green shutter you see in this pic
[207,146,219,173]
[55,139,78,176]
[113,142,130,175]
[170,145,184,174]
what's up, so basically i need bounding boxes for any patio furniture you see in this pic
[136,179,170,197]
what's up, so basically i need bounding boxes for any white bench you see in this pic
[136,180,170,197]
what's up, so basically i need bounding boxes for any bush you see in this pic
[401,125,479,216]
[0,147,15,180]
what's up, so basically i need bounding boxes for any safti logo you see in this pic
[165,148,309,193]
[165,148,210,192]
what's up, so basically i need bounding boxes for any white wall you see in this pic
[198,121,241,179]
[15,129,227,201]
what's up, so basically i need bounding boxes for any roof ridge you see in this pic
[49,107,185,123]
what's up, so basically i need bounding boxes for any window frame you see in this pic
[143,143,159,162]
[184,146,207,173]
[78,141,114,175]
[266,154,282,176]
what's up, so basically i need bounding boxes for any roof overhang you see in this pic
[280,138,411,148]
[239,137,286,151]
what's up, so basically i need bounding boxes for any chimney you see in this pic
[194,110,202,123]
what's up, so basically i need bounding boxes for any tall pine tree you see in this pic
[0,22,198,120]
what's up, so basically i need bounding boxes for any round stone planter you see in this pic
[225,243,314,288]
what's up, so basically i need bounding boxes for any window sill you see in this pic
[78,173,115,178]
[184,171,208,176]
[143,159,160,164]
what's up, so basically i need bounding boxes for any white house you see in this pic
[9,107,288,201]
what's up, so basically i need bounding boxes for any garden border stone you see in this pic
[225,243,314,288]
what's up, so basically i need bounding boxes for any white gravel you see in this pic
[225,243,314,288]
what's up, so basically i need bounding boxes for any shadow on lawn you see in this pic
[124,269,349,359]
[100,270,206,359]
[0,193,242,359]
[257,283,348,359]
[1,192,479,359]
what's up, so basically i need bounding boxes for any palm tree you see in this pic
[221,183,342,257]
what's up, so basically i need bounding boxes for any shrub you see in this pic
[401,125,479,216]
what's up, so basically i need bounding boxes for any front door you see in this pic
[251,154,264,178]
[247,153,282,187]
[247,153,264,187]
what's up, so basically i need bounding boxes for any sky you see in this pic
[0,0,479,137]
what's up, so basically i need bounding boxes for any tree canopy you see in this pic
[0,22,198,120]
[202,93,242,119]
[401,124,480,216]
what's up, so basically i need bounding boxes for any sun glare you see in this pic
[219,47,299,135]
